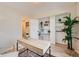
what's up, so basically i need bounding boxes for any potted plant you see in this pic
[59,14,79,50]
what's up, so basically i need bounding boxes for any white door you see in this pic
[29,19,39,39]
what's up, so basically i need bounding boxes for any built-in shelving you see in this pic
[38,17,50,40]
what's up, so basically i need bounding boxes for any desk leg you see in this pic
[27,48,29,53]
[41,55,44,57]
[49,46,51,56]
[16,41,18,51]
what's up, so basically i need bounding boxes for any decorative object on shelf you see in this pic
[45,21,49,23]
[59,14,79,50]
[48,30,50,35]
[38,32,40,36]
[44,24,48,26]
[58,18,61,22]
[26,33,29,38]
[26,33,29,35]
[58,18,65,23]
[40,21,43,28]
[44,20,49,26]
[26,22,29,26]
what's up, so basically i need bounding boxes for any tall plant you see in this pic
[59,14,79,50]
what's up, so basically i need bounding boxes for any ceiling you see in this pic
[0,2,77,18]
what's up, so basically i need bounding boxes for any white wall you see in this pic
[50,16,55,44]
[55,13,69,44]
[76,3,79,50]
[0,6,21,52]
[72,3,79,50]
[29,19,39,39]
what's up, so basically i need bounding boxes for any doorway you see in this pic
[22,16,30,39]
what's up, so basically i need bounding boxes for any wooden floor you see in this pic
[1,43,79,57]
[17,43,79,57]
[50,43,79,57]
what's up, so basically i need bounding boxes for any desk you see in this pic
[17,39,51,57]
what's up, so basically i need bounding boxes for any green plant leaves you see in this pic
[59,14,79,50]
[71,19,79,25]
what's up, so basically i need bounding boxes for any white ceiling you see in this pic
[0,2,76,18]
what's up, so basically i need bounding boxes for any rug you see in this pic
[18,48,55,57]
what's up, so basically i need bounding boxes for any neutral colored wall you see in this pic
[0,6,21,52]
[50,16,55,44]
[76,3,79,50]
[72,3,79,50]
